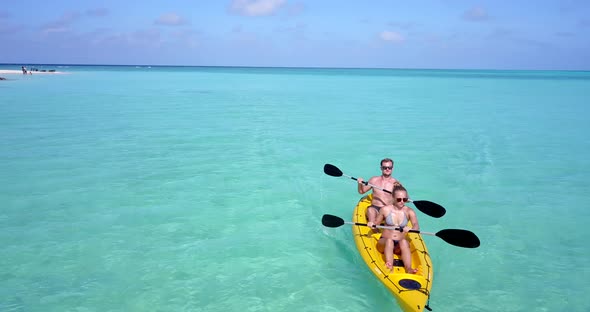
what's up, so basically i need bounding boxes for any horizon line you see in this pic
[1,63,589,72]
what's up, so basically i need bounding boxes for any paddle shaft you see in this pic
[323,214,480,248]
[344,221,435,236]
[324,163,446,218]
[344,173,393,194]
[346,173,416,202]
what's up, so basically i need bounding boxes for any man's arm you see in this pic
[357,177,373,194]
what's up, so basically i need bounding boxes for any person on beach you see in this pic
[21,66,27,74]
[357,158,402,226]
[368,185,419,273]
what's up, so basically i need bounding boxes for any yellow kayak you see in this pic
[352,195,433,312]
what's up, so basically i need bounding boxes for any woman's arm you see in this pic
[407,208,419,231]
[374,207,386,225]
[368,205,388,228]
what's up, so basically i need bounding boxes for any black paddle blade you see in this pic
[322,214,345,228]
[323,164,343,177]
[412,200,446,218]
[436,229,481,248]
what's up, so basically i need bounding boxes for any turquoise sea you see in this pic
[1,65,589,311]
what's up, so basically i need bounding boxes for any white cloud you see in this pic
[230,0,286,16]
[39,12,81,34]
[487,28,514,39]
[286,2,305,16]
[387,21,417,31]
[555,31,575,37]
[276,22,307,40]
[43,12,81,29]
[101,29,163,47]
[86,8,109,17]
[230,26,261,43]
[380,30,405,43]
[39,10,107,34]
[170,29,200,47]
[462,7,490,22]
[0,22,24,34]
[155,13,188,26]
[42,27,70,34]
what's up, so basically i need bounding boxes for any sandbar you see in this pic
[0,69,66,74]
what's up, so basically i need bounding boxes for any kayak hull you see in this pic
[352,195,433,312]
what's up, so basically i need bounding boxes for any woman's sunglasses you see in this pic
[395,197,409,203]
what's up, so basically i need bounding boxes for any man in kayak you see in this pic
[368,185,419,273]
[357,158,402,227]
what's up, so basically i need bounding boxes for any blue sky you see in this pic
[1,0,589,69]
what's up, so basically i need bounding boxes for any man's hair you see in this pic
[380,158,394,166]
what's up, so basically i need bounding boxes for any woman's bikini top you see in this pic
[385,210,408,228]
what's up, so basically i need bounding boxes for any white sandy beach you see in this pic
[0,69,66,75]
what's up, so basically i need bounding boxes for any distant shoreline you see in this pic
[0,63,589,72]
[0,70,66,75]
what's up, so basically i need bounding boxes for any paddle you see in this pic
[323,164,446,218]
[322,214,480,248]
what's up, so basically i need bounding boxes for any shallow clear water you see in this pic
[1,66,589,311]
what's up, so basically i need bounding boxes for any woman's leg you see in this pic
[376,237,385,253]
[400,240,417,274]
[384,238,394,270]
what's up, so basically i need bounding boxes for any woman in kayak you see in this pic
[368,185,420,273]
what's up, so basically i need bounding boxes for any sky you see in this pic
[1,0,589,70]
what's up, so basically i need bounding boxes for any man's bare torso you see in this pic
[368,175,398,207]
